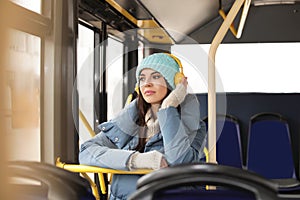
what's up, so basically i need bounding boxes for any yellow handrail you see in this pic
[57,160,152,174]
[56,157,152,199]
[219,9,237,36]
[218,0,251,39]
[81,172,101,200]
[79,109,96,137]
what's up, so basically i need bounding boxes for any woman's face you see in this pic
[138,68,168,105]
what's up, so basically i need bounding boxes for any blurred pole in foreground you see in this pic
[0,0,13,199]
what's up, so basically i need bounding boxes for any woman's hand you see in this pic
[161,76,188,109]
[181,76,188,88]
[128,150,167,170]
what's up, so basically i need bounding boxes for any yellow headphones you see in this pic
[164,53,185,86]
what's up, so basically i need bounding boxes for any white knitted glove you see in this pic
[127,150,164,170]
[161,83,187,109]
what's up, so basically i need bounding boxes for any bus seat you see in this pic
[246,112,300,193]
[247,112,295,178]
[128,163,279,200]
[203,114,243,168]
[9,161,95,200]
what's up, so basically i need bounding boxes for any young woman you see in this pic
[79,53,207,200]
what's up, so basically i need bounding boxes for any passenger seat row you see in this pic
[202,112,300,193]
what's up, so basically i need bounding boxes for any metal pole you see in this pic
[208,0,246,163]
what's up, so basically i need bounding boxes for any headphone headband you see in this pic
[164,53,183,74]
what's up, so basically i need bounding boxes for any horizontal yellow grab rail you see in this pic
[56,158,151,174]
[56,157,152,199]
[60,163,152,174]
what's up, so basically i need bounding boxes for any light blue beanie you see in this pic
[136,53,180,90]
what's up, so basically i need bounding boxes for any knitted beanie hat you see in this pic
[135,53,180,90]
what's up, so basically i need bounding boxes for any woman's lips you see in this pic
[144,90,155,96]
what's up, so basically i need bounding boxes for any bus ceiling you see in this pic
[78,0,300,44]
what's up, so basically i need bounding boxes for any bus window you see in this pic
[173,43,300,93]
[171,45,210,94]
[10,0,41,14]
[6,29,41,161]
[218,43,300,93]
[77,24,95,143]
[106,37,124,120]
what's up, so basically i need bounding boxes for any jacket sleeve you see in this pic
[79,100,140,170]
[79,130,136,170]
[157,94,207,165]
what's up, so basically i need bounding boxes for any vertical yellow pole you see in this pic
[208,0,246,164]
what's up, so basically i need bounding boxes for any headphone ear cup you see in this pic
[174,72,185,86]
[164,53,185,86]
[135,84,140,95]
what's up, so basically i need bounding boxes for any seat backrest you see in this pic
[9,161,95,200]
[129,163,279,200]
[246,112,295,179]
[204,114,243,168]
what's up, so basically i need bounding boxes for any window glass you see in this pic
[6,29,41,161]
[172,43,300,93]
[106,37,124,120]
[171,45,209,93]
[10,0,42,14]
[77,24,94,143]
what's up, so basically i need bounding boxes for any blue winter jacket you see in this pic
[79,94,207,200]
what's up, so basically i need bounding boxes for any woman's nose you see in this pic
[143,77,153,86]
[144,81,153,87]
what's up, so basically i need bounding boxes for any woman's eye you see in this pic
[153,74,161,79]
[139,77,145,82]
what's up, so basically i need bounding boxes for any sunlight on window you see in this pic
[106,38,124,119]
[10,0,41,14]
[173,43,300,93]
[6,29,41,161]
[77,24,94,143]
